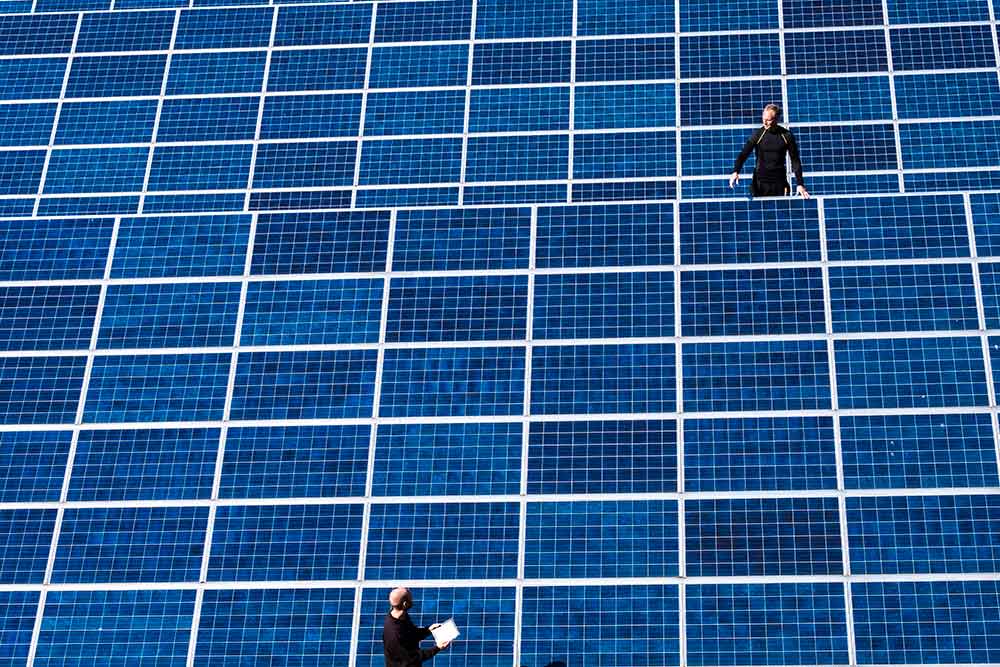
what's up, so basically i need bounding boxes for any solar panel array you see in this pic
[1,0,1000,665]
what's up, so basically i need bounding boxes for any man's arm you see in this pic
[732,130,758,174]
[785,130,810,196]
[730,129,761,188]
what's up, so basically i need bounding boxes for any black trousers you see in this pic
[751,177,790,197]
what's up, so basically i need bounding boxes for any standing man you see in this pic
[383,587,451,666]
[729,104,810,198]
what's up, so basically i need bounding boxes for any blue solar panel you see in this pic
[67,55,166,98]
[0,57,66,100]
[536,203,674,268]
[784,29,888,75]
[680,0,777,31]
[84,353,231,423]
[576,37,673,82]
[373,422,520,496]
[575,83,672,130]
[534,271,674,339]
[113,214,249,279]
[829,263,979,333]
[477,0,570,38]
[361,138,462,185]
[250,210,389,275]
[527,419,677,494]
[785,0,884,26]
[847,494,1000,574]
[0,103,55,147]
[56,100,158,145]
[380,346,525,417]
[158,97,259,142]
[0,285,99,352]
[532,343,676,414]
[683,340,831,412]
[98,281,240,349]
[221,424,368,499]
[680,200,821,264]
[70,428,218,501]
[469,86,568,132]
[366,502,519,579]
[393,207,530,271]
[682,267,825,336]
[687,497,843,576]
[35,590,195,667]
[824,195,969,261]
[0,591,39,665]
[273,3,371,46]
[853,580,1000,665]
[687,583,849,666]
[167,51,267,95]
[371,44,467,88]
[523,584,679,666]
[51,506,208,583]
[525,499,678,578]
[209,504,362,581]
[77,10,174,52]
[269,48,367,92]
[365,90,462,136]
[842,413,999,489]
[0,14,76,56]
[0,356,85,425]
[231,349,377,420]
[0,430,69,503]
[891,25,996,70]
[684,416,837,492]
[195,588,356,667]
[0,509,56,583]
[788,76,893,122]
[578,0,673,35]
[835,336,989,409]
[175,7,273,50]
[387,274,527,342]
[376,0,472,42]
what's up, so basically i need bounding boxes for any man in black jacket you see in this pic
[383,587,451,666]
[729,104,810,198]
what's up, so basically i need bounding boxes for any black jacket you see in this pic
[732,125,805,185]
[383,612,441,667]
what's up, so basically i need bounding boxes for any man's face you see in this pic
[762,109,777,127]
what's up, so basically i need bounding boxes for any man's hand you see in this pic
[796,185,810,199]
[729,172,740,189]
[436,640,451,650]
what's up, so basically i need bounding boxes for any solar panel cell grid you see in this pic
[847,494,1000,574]
[687,583,850,666]
[51,505,208,584]
[34,590,195,667]
[365,502,519,580]
[209,503,363,582]
[525,499,679,578]
[684,416,837,492]
[195,588,356,667]
[842,413,1000,489]
[521,585,680,667]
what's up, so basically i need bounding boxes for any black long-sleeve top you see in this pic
[383,613,442,667]
[732,124,805,186]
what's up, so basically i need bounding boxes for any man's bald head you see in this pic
[389,587,412,610]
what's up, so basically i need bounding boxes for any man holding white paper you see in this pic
[382,587,453,667]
